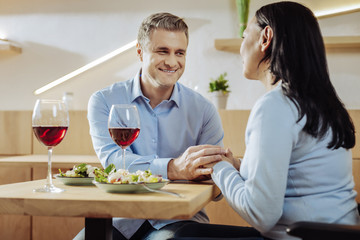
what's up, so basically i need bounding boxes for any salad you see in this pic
[94,164,163,184]
[59,163,98,178]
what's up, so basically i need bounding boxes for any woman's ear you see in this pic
[136,43,143,62]
[260,26,273,52]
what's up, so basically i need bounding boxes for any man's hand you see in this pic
[203,148,241,171]
[167,145,225,181]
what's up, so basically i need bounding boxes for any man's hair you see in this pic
[137,12,189,47]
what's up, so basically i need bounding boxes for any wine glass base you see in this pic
[33,184,65,193]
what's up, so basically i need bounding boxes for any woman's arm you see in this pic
[212,92,298,232]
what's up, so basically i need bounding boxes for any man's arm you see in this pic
[87,91,158,170]
[167,102,225,181]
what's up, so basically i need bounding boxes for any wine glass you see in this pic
[32,99,69,193]
[108,104,141,170]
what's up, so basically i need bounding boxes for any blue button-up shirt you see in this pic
[87,70,224,238]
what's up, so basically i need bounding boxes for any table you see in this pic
[0,178,219,240]
[0,154,102,169]
[0,154,103,239]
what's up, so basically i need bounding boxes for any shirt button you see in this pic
[152,139,156,143]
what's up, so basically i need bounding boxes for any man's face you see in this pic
[138,29,187,90]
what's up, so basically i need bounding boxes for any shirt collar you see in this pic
[130,69,180,108]
[169,82,180,108]
[130,70,145,103]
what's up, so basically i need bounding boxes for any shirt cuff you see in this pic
[149,157,172,180]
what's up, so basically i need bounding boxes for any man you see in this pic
[85,12,224,240]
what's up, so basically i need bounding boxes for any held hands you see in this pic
[203,148,240,171]
[167,145,225,181]
[222,148,241,171]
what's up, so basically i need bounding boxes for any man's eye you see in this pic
[176,52,185,56]
[158,51,167,54]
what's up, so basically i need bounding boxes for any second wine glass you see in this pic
[108,104,140,170]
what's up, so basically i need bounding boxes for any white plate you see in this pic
[55,174,94,186]
[93,180,169,193]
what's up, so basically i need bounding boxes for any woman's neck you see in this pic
[260,70,278,91]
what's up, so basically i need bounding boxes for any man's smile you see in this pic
[159,68,177,73]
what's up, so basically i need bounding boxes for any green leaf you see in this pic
[209,72,230,93]
[93,164,116,183]
[58,169,65,177]
[104,164,116,174]
[131,175,139,182]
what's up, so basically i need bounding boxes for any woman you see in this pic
[173,2,358,240]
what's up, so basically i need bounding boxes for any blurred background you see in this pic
[0,0,359,110]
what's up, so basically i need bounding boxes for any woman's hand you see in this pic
[167,145,225,181]
[222,148,241,171]
[203,148,241,171]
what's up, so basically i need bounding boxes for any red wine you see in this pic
[33,126,68,147]
[109,128,140,149]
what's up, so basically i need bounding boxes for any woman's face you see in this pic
[240,17,265,80]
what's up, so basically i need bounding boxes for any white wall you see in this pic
[0,0,359,110]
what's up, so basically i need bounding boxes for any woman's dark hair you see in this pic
[255,1,355,149]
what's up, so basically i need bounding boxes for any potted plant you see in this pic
[209,72,230,109]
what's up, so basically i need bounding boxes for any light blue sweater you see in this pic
[212,84,359,240]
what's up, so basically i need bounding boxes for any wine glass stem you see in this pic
[122,148,126,170]
[47,147,53,187]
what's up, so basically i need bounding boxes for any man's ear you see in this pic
[260,26,273,52]
[136,43,143,62]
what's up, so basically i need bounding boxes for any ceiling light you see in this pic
[33,40,137,95]
[315,4,360,18]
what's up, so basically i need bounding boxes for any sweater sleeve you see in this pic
[212,91,298,233]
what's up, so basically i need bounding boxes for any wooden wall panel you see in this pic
[1,109,356,158]
[206,159,360,227]
[219,110,360,159]
[205,198,250,227]
[32,111,96,155]
[0,109,359,236]
[218,110,250,158]
[32,216,84,240]
[207,110,250,226]
[33,167,59,181]
[32,167,84,240]
[0,215,31,240]
[0,111,32,155]
[0,167,31,185]
[208,110,360,226]
[349,110,360,158]
[353,159,360,203]
[0,167,32,240]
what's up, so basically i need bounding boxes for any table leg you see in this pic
[85,218,112,240]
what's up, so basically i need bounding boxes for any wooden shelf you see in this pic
[324,36,360,49]
[215,36,360,53]
[214,39,242,53]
